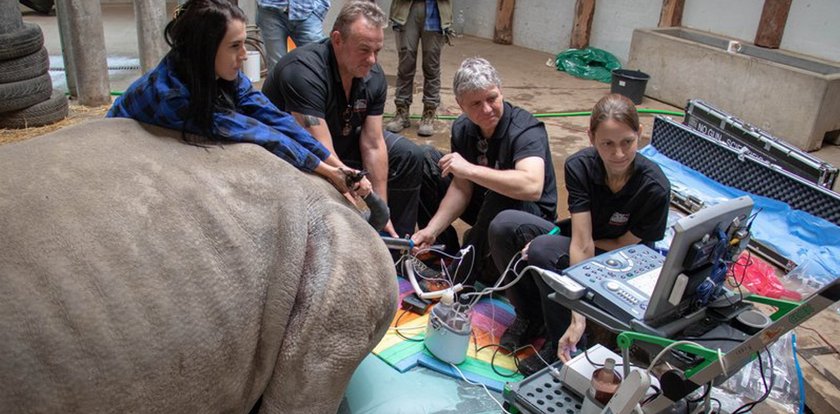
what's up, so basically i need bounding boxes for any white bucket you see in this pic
[244,51,261,82]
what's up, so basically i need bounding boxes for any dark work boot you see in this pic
[518,341,559,377]
[417,105,436,137]
[500,315,544,351]
[386,104,411,133]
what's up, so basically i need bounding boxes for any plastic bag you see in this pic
[554,47,621,83]
[785,259,840,315]
[712,332,801,413]
[730,252,801,301]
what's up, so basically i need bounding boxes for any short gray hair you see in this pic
[332,1,387,38]
[453,57,501,99]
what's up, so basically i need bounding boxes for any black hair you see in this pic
[164,0,246,139]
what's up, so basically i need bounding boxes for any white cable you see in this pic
[387,325,426,332]
[645,340,703,375]
[449,363,512,414]
[463,256,538,311]
[448,245,476,287]
[463,252,523,309]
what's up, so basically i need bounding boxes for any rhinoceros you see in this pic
[0,119,398,413]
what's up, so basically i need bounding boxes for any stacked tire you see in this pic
[0,16,67,129]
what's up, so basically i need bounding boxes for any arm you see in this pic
[448,156,545,201]
[559,210,595,363]
[209,110,326,172]
[411,176,473,251]
[289,112,348,169]
[359,115,389,204]
[594,231,642,252]
[289,111,372,198]
[237,75,331,162]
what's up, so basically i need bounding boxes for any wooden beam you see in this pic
[658,0,684,27]
[570,0,596,49]
[755,0,791,49]
[493,0,516,45]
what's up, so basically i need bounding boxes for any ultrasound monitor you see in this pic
[642,196,753,326]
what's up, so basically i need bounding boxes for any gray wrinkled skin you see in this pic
[0,119,397,413]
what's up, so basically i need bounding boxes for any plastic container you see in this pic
[244,50,261,82]
[452,9,465,37]
[581,358,622,413]
[611,69,650,105]
[424,294,471,364]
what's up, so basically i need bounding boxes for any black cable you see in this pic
[393,309,424,342]
[731,348,774,414]
[710,397,722,414]
[474,343,523,378]
[641,384,661,406]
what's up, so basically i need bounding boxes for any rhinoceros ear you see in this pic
[362,192,389,231]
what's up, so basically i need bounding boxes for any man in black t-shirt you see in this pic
[410,57,558,285]
[263,1,423,238]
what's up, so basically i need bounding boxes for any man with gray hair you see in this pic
[411,57,557,286]
[263,0,424,239]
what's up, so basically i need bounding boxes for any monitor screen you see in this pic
[643,196,753,325]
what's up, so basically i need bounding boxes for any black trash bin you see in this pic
[611,69,649,105]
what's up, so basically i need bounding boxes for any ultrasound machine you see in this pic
[504,196,840,413]
[544,196,757,340]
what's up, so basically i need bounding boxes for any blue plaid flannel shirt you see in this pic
[107,56,330,172]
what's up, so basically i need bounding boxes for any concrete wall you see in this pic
[127,0,839,65]
[782,1,840,63]
[590,0,660,66]
[681,0,764,44]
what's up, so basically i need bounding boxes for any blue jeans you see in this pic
[256,6,326,71]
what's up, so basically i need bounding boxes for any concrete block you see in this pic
[627,27,840,151]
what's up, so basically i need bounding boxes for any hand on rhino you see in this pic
[0,119,398,413]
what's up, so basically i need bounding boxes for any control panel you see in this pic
[562,245,665,323]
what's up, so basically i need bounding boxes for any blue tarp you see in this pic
[641,145,840,283]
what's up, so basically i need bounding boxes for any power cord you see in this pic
[389,309,425,342]
[731,348,774,414]
[646,340,705,376]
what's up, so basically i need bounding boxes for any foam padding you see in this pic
[373,276,525,390]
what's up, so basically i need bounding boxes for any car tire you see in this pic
[0,72,52,113]
[0,89,68,129]
[0,46,49,84]
[0,22,44,61]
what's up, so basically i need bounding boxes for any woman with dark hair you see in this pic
[108,0,359,194]
[487,93,671,375]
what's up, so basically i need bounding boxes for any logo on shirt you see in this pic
[353,99,367,112]
[609,212,630,226]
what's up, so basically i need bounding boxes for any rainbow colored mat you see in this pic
[372,277,526,392]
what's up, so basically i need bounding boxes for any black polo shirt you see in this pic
[565,147,670,242]
[261,38,387,167]
[451,101,558,220]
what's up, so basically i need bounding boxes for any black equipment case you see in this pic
[651,116,840,227]
[684,99,838,189]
